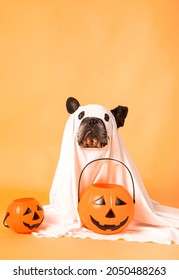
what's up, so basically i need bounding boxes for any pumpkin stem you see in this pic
[3,212,10,228]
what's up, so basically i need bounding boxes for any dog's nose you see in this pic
[88,118,97,126]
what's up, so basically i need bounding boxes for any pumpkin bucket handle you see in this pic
[3,212,10,228]
[78,157,135,204]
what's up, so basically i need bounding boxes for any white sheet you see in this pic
[33,103,179,244]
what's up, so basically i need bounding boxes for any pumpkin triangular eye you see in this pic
[115,197,126,206]
[37,205,43,211]
[23,207,32,215]
[93,196,106,205]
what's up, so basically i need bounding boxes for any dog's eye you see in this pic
[104,113,109,122]
[78,111,85,120]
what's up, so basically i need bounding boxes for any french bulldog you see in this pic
[66,97,128,148]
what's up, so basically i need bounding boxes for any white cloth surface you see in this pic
[33,104,179,244]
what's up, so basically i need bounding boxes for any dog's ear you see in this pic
[66,97,80,114]
[111,105,128,128]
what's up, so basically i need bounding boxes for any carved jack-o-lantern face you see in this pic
[3,197,44,233]
[78,184,135,234]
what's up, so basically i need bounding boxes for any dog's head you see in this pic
[66,97,128,148]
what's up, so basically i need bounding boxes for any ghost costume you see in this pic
[33,104,179,244]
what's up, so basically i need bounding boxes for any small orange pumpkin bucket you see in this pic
[3,197,44,233]
[78,158,135,235]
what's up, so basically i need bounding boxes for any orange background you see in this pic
[0,0,179,259]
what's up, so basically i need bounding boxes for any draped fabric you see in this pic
[33,104,179,244]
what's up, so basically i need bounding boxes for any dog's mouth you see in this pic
[78,131,108,148]
[81,132,107,148]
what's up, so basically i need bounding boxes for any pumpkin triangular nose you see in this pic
[106,209,115,218]
[33,212,40,220]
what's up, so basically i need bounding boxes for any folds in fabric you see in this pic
[33,104,179,244]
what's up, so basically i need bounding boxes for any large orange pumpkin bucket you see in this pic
[78,158,135,235]
[3,197,44,233]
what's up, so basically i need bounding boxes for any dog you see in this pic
[66,97,128,148]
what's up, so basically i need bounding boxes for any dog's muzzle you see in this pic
[77,117,108,148]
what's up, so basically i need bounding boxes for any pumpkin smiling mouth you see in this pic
[23,219,43,230]
[90,215,129,231]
